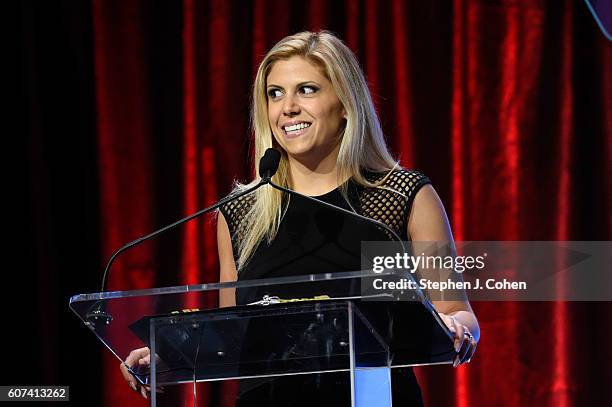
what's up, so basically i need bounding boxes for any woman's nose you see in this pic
[282,95,300,116]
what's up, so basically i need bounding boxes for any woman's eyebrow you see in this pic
[267,81,320,89]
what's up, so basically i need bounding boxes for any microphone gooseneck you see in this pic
[267,180,404,245]
[98,148,282,293]
[266,179,426,302]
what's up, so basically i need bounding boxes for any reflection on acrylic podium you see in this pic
[70,270,455,406]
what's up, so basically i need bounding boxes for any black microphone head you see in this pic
[259,148,281,179]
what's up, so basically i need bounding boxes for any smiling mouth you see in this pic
[282,122,312,137]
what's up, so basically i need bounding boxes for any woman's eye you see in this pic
[301,86,318,95]
[267,89,283,99]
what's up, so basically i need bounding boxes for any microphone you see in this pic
[259,148,281,179]
[86,148,281,324]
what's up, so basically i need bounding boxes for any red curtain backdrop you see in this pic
[91,0,611,405]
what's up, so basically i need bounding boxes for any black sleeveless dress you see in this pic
[219,169,430,407]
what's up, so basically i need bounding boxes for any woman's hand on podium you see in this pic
[439,313,477,367]
[120,347,160,399]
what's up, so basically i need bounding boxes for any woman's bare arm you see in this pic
[408,184,479,365]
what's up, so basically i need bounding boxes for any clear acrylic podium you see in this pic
[69,270,456,406]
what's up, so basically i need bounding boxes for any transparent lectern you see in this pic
[70,270,455,406]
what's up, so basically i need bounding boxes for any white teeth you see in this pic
[283,122,311,132]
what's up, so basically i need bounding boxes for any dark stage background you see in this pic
[13,0,611,406]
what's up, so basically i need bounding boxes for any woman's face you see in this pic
[266,56,346,163]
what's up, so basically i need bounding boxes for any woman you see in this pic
[123,31,479,405]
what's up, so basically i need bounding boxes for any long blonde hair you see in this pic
[233,31,399,270]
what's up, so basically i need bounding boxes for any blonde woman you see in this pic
[217,31,479,405]
[123,31,479,405]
